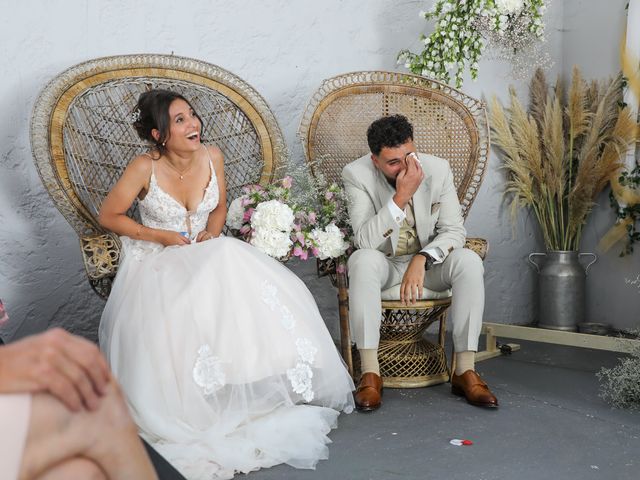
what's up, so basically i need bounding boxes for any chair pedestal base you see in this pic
[377,299,452,388]
[380,338,449,388]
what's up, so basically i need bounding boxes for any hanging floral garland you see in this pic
[399,0,547,88]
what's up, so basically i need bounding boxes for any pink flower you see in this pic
[295,232,305,244]
[293,223,301,232]
[293,245,309,260]
[308,212,317,224]
[243,208,255,222]
[325,191,334,201]
[281,176,293,188]
[239,225,252,235]
[311,247,320,257]
[240,196,252,207]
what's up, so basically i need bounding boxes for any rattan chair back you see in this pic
[31,54,286,297]
[299,71,489,218]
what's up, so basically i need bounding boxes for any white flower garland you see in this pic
[399,0,546,88]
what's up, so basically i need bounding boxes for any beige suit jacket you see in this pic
[342,152,466,258]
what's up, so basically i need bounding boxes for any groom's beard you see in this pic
[385,175,397,190]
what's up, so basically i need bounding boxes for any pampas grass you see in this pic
[491,67,636,251]
[598,43,640,254]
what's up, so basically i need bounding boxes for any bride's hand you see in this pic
[156,230,191,246]
[195,230,216,242]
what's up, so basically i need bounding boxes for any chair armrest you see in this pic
[464,237,488,260]
[80,233,121,299]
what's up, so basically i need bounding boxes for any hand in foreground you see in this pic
[395,152,424,207]
[0,328,110,412]
[195,230,216,242]
[400,254,427,305]
[156,229,191,246]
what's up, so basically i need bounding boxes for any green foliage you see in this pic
[399,0,546,88]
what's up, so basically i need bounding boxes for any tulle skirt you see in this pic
[99,236,354,479]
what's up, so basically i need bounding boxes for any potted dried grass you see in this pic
[490,67,637,330]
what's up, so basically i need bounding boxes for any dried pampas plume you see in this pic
[491,67,636,251]
[598,39,640,253]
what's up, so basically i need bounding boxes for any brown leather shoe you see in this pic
[354,372,383,411]
[451,370,498,408]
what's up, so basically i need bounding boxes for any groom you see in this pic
[342,114,498,411]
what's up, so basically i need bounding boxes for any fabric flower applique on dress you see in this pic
[286,362,314,402]
[193,344,226,396]
[295,338,318,364]
[260,280,297,330]
[261,280,318,401]
[260,280,279,311]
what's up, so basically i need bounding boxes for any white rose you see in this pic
[495,0,523,14]
[226,196,246,230]
[250,228,292,259]
[311,223,349,260]
[251,200,294,232]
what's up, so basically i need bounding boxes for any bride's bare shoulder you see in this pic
[117,154,155,190]
[205,144,224,168]
[127,153,155,175]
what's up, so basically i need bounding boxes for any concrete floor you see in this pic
[248,338,639,480]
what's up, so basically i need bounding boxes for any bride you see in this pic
[98,89,354,479]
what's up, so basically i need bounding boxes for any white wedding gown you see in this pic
[99,157,354,480]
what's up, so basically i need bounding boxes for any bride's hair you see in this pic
[132,89,204,154]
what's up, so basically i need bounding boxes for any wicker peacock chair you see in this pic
[299,71,490,387]
[31,54,287,299]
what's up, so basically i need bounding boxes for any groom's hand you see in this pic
[400,255,427,305]
[394,152,424,209]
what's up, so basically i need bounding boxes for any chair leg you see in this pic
[437,310,454,381]
[336,271,354,378]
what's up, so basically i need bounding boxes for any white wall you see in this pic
[1,0,636,343]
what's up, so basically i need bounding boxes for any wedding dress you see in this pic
[99,156,354,480]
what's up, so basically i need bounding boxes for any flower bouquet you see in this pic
[226,176,352,265]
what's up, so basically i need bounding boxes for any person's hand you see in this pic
[155,229,191,246]
[0,328,110,412]
[400,254,427,305]
[195,230,216,242]
[395,153,424,208]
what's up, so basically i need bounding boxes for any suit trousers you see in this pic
[347,248,484,352]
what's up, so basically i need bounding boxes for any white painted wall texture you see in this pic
[0,0,637,343]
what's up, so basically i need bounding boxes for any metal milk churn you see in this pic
[528,251,597,331]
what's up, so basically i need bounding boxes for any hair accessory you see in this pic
[130,108,141,123]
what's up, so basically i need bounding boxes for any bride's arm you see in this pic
[203,146,227,238]
[98,156,189,246]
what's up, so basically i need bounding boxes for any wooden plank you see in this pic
[476,343,520,362]
[481,322,640,353]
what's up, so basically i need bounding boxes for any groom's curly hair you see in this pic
[366,114,414,156]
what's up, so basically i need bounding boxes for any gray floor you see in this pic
[248,338,639,480]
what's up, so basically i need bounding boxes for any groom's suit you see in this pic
[342,152,485,352]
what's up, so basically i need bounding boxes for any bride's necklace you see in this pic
[163,156,196,180]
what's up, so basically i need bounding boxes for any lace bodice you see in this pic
[138,161,219,236]
[121,153,219,260]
